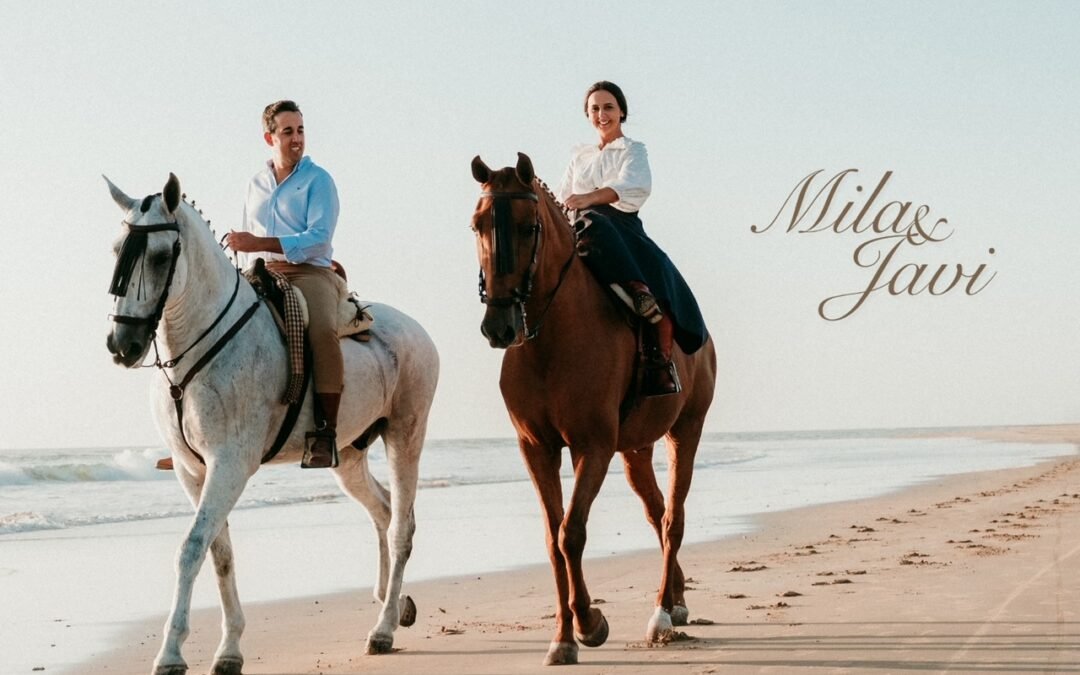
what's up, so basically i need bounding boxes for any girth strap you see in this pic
[170,299,310,466]
[170,299,261,463]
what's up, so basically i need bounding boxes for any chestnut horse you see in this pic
[470,153,717,665]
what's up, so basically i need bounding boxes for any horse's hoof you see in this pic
[543,641,578,665]
[645,606,673,642]
[366,631,394,655]
[574,608,609,648]
[398,594,417,627]
[670,604,690,626]
[210,657,243,675]
[153,665,188,675]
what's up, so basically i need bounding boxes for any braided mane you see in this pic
[533,177,573,228]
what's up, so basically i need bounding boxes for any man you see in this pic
[227,100,343,469]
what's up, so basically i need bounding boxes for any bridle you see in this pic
[108,205,254,390]
[476,188,575,341]
[109,219,182,338]
[107,195,302,466]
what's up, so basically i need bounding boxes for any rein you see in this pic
[109,219,255,373]
[108,210,290,464]
[477,188,576,341]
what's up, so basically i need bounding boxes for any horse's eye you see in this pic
[150,252,170,267]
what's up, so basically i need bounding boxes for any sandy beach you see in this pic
[68,425,1080,674]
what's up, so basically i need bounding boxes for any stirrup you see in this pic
[642,348,681,397]
[643,361,682,397]
[302,428,339,469]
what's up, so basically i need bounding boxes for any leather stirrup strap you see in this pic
[259,338,313,464]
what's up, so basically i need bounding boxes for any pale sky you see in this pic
[2,1,1078,450]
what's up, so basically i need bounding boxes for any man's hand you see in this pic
[226,231,283,254]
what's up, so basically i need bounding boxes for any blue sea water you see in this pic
[1,429,1072,538]
[0,428,1075,673]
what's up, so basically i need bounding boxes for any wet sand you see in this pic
[81,425,1080,674]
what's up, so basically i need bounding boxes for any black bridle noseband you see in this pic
[108,209,251,382]
[109,219,182,336]
[477,188,575,341]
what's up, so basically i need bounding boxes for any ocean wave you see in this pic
[0,491,348,535]
[0,511,64,534]
[0,461,32,486]
[0,448,171,486]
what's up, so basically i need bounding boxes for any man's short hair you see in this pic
[263,100,303,133]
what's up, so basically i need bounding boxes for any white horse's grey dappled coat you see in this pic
[105,174,439,675]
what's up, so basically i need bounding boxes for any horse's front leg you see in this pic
[518,441,575,665]
[207,523,245,674]
[154,460,251,675]
[171,461,246,675]
[561,445,616,653]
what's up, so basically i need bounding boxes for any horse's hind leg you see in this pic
[154,461,251,675]
[331,446,392,604]
[621,446,688,624]
[645,427,703,643]
[363,418,424,654]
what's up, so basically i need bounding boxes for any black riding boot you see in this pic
[303,392,340,469]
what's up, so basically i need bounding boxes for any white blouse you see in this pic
[556,136,652,213]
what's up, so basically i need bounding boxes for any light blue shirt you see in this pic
[242,155,339,267]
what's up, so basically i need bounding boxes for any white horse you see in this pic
[105,174,439,675]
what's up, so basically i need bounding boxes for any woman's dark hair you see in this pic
[583,81,628,122]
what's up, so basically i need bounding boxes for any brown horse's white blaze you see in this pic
[470,153,717,665]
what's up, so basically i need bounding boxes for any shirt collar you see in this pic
[601,136,630,150]
[264,155,310,177]
[579,136,631,154]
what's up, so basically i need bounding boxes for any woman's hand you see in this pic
[565,188,618,211]
[564,193,592,210]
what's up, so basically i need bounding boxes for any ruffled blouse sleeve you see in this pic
[607,140,651,212]
[556,154,576,205]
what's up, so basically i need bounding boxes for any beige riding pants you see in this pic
[267,262,345,394]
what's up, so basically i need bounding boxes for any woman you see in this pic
[557,80,707,396]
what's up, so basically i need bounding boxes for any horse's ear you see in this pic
[163,173,181,214]
[515,152,534,185]
[471,156,491,184]
[103,175,138,212]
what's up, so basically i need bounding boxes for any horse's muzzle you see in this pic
[107,325,152,368]
[480,305,523,349]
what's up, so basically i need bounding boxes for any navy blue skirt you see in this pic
[576,205,708,355]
